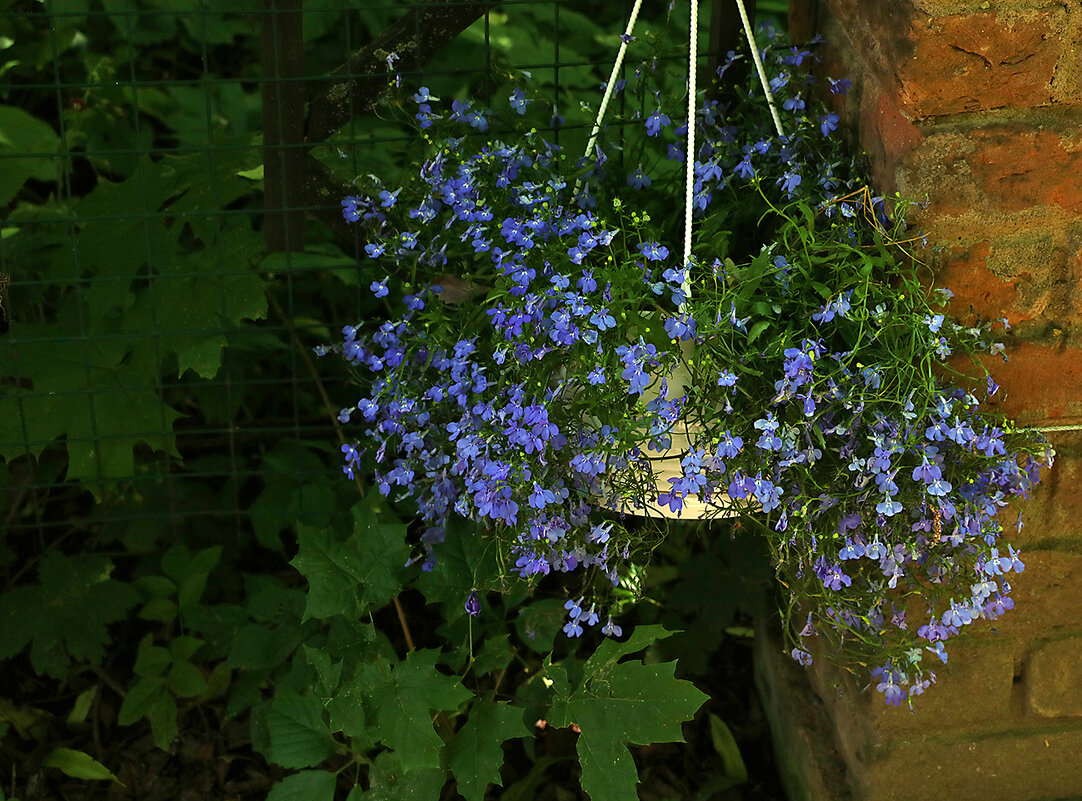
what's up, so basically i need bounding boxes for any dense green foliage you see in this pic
[0,2,787,799]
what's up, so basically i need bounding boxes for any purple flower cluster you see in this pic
[323,34,1052,705]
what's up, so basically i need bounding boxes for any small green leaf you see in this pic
[236,165,264,180]
[168,635,204,663]
[133,639,171,678]
[168,660,209,698]
[147,692,179,750]
[42,748,121,783]
[747,320,771,345]
[139,598,178,624]
[67,686,98,725]
[708,714,748,782]
[118,677,166,727]
[446,702,530,801]
[266,770,336,801]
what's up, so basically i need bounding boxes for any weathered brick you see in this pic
[970,551,1082,638]
[897,10,1064,118]
[936,241,1021,321]
[979,341,1082,424]
[1025,636,1082,716]
[968,129,1082,216]
[806,637,1021,761]
[849,726,1082,801]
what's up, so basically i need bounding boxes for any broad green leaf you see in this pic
[358,650,472,772]
[472,633,513,677]
[123,228,267,378]
[0,318,183,488]
[356,752,446,801]
[226,624,301,671]
[546,627,708,801]
[514,599,568,654]
[0,105,60,207]
[266,690,336,770]
[302,644,342,698]
[168,635,205,663]
[415,516,501,616]
[266,770,336,801]
[0,553,139,679]
[291,500,409,621]
[42,748,120,783]
[446,702,530,801]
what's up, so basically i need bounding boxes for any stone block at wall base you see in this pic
[753,616,851,801]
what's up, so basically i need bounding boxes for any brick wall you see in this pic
[759,2,1082,799]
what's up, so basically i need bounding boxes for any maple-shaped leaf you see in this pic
[290,498,409,621]
[349,649,472,773]
[0,553,139,679]
[445,701,531,801]
[0,307,183,490]
[545,625,708,801]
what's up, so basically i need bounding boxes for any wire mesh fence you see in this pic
[0,0,783,552]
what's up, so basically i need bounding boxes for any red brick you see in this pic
[859,81,925,190]
[898,10,1064,118]
[937,241,1021,321]
[1025,636,1082,716]
[979,341,1082,423]
[969,129,1082,215]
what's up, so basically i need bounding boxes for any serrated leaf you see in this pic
[267,771,336,801]
[359,650,472,772]
[124,229,267,378]
[0,318,183,489]
[138,598,178,624]
[303,645,342,698]
[446,702,530,801]
[291,500,409,621]
[266,690,336,770]
[361,752,446,801]
[546,627,708,801]
[168,635,204,663]
[472,633,513,677]
[227,624,300,671]
[0,553,139,679]
[415,516,501,616]
[42,748,120,783]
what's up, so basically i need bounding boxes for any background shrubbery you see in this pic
[0,2,789,799]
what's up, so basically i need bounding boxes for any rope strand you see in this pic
[580,0,644,165]
[680,0,699,307]
[736,0,784,137]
